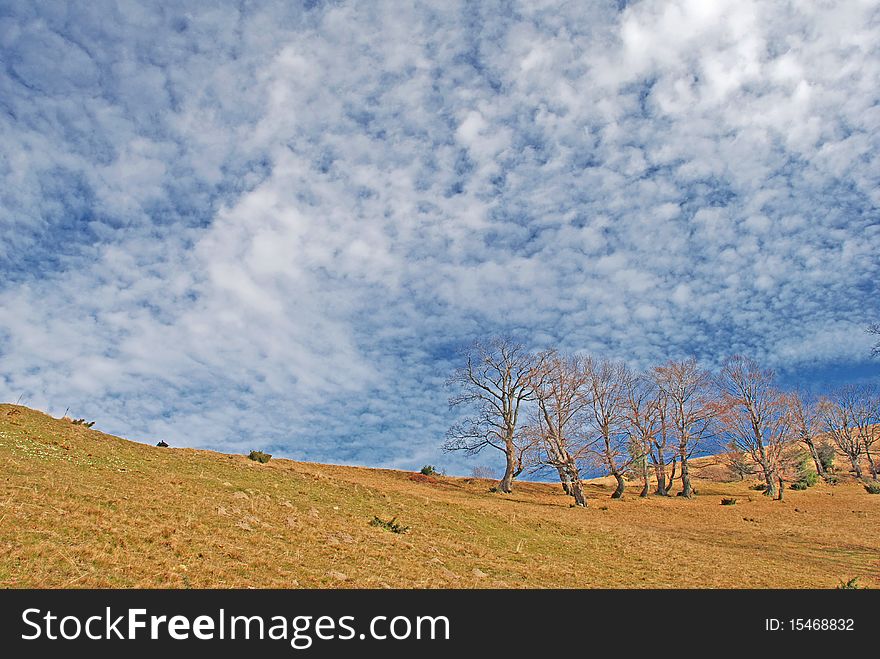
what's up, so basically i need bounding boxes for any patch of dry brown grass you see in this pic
[1,404,878,588]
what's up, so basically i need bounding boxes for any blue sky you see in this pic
[1,0,879,475]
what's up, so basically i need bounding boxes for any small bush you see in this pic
[792,454,819,490]
[71,418,95,428]
[824,474,840,485]
[156,441,169,448]
[801,471,819,487]
[370,516,410,534]
[750,483,767,491]
[720,498,737,506]
[420,465,439,476]
[816,442,835,472]
[248,450,272,463]
[864,481,880,495]
[836,577,865,589]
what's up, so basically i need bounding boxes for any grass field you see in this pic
[2,403,878,588]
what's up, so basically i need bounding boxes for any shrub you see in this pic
[800,471,819,487]
[420,465,439,476]
[816,442,835,472]
[720,498,737,506]
[71,418,95,428]
[836,577,865,589]
[750,483,767,491]
[823,474,839,485]
[370,516,410,534]
[864,481,880,495]
[248,450,272,463]
[790,453,819,490]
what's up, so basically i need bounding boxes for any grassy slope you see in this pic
[1,404,878,588]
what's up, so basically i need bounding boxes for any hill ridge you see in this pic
[2,403,878,588]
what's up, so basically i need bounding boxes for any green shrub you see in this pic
[420,465,438,476]
[370,516,410,534]
[864,481,880,495]
[816,442,835,472]
[836,577,865,589]
[791,453,819,490]
[248,450,272,463]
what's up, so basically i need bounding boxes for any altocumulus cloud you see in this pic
[1,0,878,474]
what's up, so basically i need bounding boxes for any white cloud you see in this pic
[0,0,878,475]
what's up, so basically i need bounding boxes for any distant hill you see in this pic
[1,404,877,588]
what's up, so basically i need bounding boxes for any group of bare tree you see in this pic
[444,338,880,506]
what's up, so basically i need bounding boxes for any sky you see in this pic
[1,0,879,476]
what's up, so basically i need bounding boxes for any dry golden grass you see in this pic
[1,404,878,588]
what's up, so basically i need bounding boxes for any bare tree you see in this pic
[651,389,676,495]
[444,338,539,493]
[623,372,662,497]
[717,356,795,499]
[818,385,879,480]
[530,352,592,507]
[849,385,879,480]
[819,387,864,479]
[790,391,825,477]
[723,447,755,481]
[471,465,497,479]
[585,358,631,499]
[653,358,717,498]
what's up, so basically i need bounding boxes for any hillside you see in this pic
[2,404,878,588]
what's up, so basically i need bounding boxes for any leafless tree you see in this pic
[854,386,879,480]
[717,356,796,499]
[818,385,879,480]
[471,465,497,479]
[444,338,540,493]
[585,358,631,499]
[819,387,864,479]
[653,357,717,498]
[723,447,755,481]
[530,352,592,507]
[790,391,825,477]
[623,372,662,497]
[651,389,676,495]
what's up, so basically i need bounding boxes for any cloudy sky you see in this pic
[2,0,879,474]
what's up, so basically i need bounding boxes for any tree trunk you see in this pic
[804,440,824,476]
[563,459,585,507]
[776,475,784,501]
[640,455,650,497]
[557,466,572,495]
[863,441,878,480]
[570,477,587,507]
[849,454,863,480]
[762,463,777,498]
[679,454,693,498]
[496,447,516,493]
[610,472,625,499]
[654,446,669,495]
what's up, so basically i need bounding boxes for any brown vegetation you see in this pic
[2,404,878,589]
